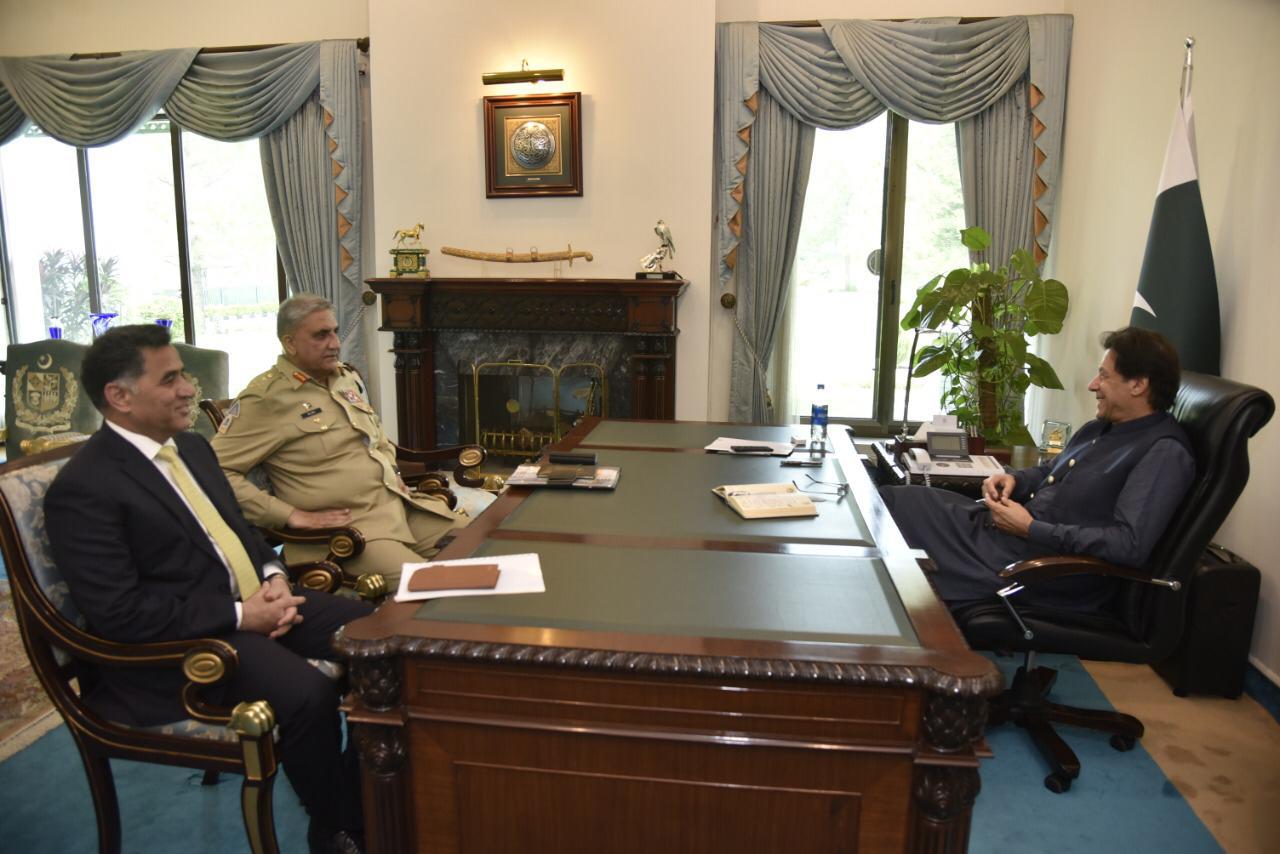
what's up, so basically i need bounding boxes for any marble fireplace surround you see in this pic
[365,277,687,449]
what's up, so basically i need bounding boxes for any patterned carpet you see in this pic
[0,580,54,745]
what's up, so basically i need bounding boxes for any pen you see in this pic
[730,445,774,452]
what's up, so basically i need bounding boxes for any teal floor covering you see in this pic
[0,653,1220,853]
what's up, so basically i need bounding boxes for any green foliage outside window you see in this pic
[39,249,123,342]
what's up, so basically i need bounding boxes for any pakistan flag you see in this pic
[1130,95,1220,375]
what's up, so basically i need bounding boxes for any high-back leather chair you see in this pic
[954,371,1274,792]
[3,339,102,459]
[0,444,282,854]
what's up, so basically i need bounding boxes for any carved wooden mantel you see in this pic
[365,277,687,448]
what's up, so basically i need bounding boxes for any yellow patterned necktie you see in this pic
[155,445,261,600]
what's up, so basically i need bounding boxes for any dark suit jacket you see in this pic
[45,425,279,725]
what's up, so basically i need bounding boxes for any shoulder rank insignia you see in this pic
[217,399,241,434]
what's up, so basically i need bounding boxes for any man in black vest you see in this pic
[44,325,369,854]
[881,327,1194,612]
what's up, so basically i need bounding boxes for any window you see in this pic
[0,118,285,410]
[785,113,968,435]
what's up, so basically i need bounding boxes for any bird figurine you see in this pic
[655,220,675,259]
[640,219,677,273]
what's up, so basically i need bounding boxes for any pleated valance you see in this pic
[717,16,1072,291]
[0,42,328,146]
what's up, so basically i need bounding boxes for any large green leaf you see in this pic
[960,226,991,252]
[912,344,951,377]
[1010,247,1038,279]
[1003,423,1037,448]
[1026,352,1064,389]
[1025,278,1069,333]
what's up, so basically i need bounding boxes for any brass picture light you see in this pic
[482,58,563,86]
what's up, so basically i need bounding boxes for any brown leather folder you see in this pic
[407,563,501,592]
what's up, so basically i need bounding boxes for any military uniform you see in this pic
[211,356,464,586]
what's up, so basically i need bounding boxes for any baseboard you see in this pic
[1244,658,1280,724]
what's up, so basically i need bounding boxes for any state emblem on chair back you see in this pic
[3,339,102,459]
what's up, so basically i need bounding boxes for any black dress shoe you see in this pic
[307,821,365,854]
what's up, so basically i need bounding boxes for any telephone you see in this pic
[902,447,1003,478]
[907,448,933,472]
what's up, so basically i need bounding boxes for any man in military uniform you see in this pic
[212,294,464,587]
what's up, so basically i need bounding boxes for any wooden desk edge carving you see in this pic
[335,631,1002,700]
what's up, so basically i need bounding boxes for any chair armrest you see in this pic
[287,560,343,593]
[396,443,487,487]
[999,555,1157,585]
[21,589,239,671]
[265,525,366,561]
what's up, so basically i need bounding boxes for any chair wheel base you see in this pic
[1110,733,1138,752]
[1044,771,1073,793]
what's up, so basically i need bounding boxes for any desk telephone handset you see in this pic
[907,448,933,472]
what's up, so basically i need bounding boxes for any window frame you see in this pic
[0,114,287,350]
[809,112,950,439]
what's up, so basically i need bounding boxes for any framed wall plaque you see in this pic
[483,92,582,198]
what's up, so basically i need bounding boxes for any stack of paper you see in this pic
[704,437,796,456]
[506,464,621,489]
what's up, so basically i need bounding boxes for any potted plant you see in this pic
[899,226,1069,448]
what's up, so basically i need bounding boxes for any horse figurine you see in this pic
[392,223,425,249]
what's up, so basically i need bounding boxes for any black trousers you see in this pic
[219,589,373,831]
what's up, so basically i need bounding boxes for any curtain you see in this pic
[715,17,1073,423]
[0,41,367,363]
[261,41,367,375]
[956,77,1035,267]
[730,90,814,423]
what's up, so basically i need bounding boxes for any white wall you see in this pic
[1047,0,1280,680]
[366,0,715,424]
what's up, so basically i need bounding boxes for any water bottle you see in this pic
[810,383,829,449]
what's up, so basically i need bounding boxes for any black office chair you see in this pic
[953,371,1274,792]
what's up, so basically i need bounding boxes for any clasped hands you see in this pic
[981,472,1033,537]
[242,574,305,639]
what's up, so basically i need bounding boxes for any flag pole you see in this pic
[1180,36,1195,107]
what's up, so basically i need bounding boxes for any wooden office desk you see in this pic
[336,420,1001,853]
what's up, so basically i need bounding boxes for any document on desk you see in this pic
[395,553,545,602]
[712,483,818,519]
[704,437,796,456]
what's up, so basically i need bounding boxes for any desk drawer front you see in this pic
[406,660,920,745]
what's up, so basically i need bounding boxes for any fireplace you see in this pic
[366,277,686,449]
[462,359,605,456]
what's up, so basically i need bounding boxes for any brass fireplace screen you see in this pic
[468,360,606,456]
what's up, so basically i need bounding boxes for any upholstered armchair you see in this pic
[173,341,230,441]
[0,444,282,854]
[953,371,1274,792]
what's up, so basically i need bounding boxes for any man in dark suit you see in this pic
[45,324,371,854]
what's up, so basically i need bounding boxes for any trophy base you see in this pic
[635,270,679,280]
